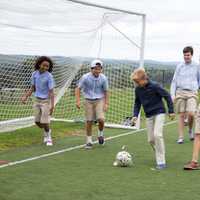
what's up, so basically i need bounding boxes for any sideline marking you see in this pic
[0,121,176,169]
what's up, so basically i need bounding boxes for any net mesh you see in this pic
[0,0,144,132]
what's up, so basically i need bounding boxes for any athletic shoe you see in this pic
[98,136,105,145]
[43,136,48,144]
[85,143,93,149]
[177,138,184,144]
[43,131,48,143]
[46,139,53,146]
[0,160,9,165]
[156,164,167,170]
[189,130,194,141]
[184,161,200,170]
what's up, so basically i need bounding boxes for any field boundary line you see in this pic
[0,121,176,169]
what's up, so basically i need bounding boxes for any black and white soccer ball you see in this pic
[113,150,133,167]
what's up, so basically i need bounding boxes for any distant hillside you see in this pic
[0,54,176,70]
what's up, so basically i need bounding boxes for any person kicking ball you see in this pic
[131,68,175,169]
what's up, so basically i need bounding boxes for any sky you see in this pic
[0,0,200,62]
[86,0,200,62]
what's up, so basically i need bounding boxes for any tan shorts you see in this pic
[175,90,198,113]
[84,99,105,121]
[33,98,51,124]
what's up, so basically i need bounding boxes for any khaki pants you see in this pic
[175,90,198,113]
[146,114,166,165]
[33,98,51,124]
[84,99,104,121]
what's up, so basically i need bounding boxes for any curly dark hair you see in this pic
[34,56,53,72]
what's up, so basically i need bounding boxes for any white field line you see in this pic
[0,121,176,169]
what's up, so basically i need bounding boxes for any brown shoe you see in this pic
[184,161,200,170]
[0,160,9,165]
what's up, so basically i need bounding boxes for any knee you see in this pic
[35,122,40,126]
[195,134,200,139]
[98,118,104,124]
[86,121,93,125]
[179,113,185,118]
[188,112,195,118]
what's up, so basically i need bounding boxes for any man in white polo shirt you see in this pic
[75,59,109,149]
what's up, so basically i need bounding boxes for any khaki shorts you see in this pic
[33,98,51,124]
[84,99,105,121]
[175,90,198,113]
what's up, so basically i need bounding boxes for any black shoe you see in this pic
[98,136,105,145]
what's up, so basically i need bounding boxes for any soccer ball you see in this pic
[113,150,133,167]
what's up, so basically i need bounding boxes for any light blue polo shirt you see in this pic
[31,70,54,99]
[170,62,200,99]
[78,72,108,100]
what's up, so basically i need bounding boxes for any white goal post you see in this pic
[0,0,146,132]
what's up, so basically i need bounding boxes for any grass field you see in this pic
[0,121,199,200]
[0,88,134,124]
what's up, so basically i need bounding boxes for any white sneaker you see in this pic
[46,139,53,146]
[177,138,184,144]
[43,136,48,144]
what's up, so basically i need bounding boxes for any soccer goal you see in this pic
[0,0,146,132]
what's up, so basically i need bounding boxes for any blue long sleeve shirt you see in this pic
[170,62,200,99]
[133,80,174,118]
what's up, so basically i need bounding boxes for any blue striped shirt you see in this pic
[31,70,54,99]
[170,62,200,98]
[78,72,108,100]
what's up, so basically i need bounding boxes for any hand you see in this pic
[172,97,176,103]
[169,113,175,120]
[21,96,28,104]
[103,103,108,112]
[76,101,81,109]
[131,117,138,126]
[49,106,54,115]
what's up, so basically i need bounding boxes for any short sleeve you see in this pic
[103,77,109,91]
[78,75,86,89]
[31,72,35,86]
[48,74,54,90]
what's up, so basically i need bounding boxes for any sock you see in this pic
[46,129,52,140]
[44,131,48,137]
[86,136,92,144]
[98,130,104,137]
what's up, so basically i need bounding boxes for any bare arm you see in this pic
[103,91,109,111]
[49,89,55,115]
[75,87,81,109]
[21,86,35,104]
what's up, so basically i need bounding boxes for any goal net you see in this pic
[0,0,146,132]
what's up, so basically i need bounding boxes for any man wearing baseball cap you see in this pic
[75,59,109,149]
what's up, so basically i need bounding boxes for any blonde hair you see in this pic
[131,67,147,82]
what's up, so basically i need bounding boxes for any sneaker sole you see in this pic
[184,167,200,170]
[46,143,53,146]
[85,146,92,149]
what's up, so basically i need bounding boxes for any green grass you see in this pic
[0,121,198,200]
[0,88,135,124]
